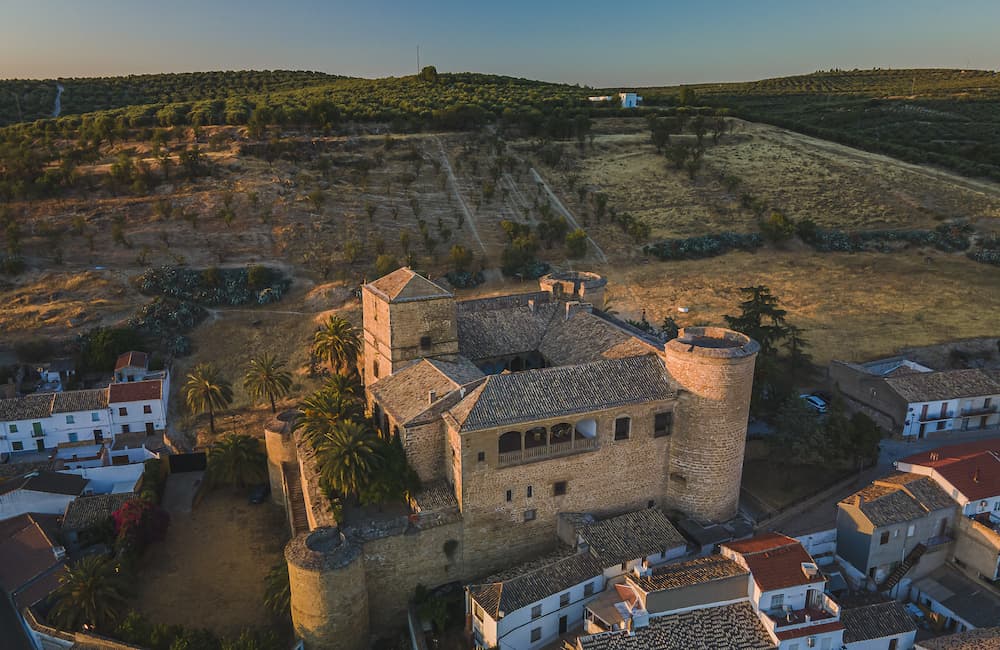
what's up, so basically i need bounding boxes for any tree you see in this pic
[264,562,291,620]
[374,254,398,279]
[184,363,234,434]
[360,436,421,508]
[322,373,363,399]
[50,555,131,632]
[449,244,473,273]
[418,66,439,84]
[565,229,588,258]
[243,354,292,413]
[295,385,365,448]
[316,419,381,503]
[312,315,361,374]
[660,316,680,341]
[723,285,788,355]
[208,433,267,488]
[677,86,697,106]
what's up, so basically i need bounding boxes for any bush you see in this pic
[113,498,170,554]
[135,265,290,306]
[566,229,588,258]
[644,232,763,260]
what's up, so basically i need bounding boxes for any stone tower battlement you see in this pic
[539,271,607,308]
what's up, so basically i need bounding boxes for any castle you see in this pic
[270,268,760,649]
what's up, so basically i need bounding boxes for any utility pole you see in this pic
[416,45,420,74]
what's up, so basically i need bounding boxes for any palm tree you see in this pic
[315,419,380,503]
[184,363,234,434]
[50,555,131,632]
[295,387,365,448]
[208,433,267,488]
[322,372,362,399]
[312,315,361,374]
[263,562,290,620]
[243,354,293,413]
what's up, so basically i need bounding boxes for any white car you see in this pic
[799,394,828,413]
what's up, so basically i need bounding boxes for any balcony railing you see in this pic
[961,405,998,417]
[918,412,956,423]
[31,430,45,438]
[498,437,598,467]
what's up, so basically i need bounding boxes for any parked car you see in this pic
[799,394,828,413]
[248,483,271,504]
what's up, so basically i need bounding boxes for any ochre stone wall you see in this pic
[403,419,448,483]
[264,413,298,507]
[456,401,674,577]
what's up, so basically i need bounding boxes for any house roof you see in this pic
[901,438,1000,502]
[917,628,1000,650]
[365,268,452,303]
[0,392,56,421]
[0,513,64,595]
[468,550,605,618]
[0,471,89,497]
[108,379,162,404]
[447,354,674,432]
[840,600,916,644]
[885,369,1000,403]
[578,508,686,565]
[912,564,1000,629]
[539,310,661,367]
[722,533,824,592]
[630,555,748,593]
[369,358,484,426]
[114,351,148,371]
[840,473,956,527]
[577,601,776,650]
[51,388,109,414]
[773,621,845,641]
[62,493,137,531]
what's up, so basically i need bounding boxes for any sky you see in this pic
[1,0,998,87]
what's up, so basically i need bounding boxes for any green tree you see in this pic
[263,562,291,620]
[50,555,131,632]
[316,419,381,503]
[184,363,234,434]
[243,353,293,413]
[723,285,788,355]
[449,244,473,273]
[312,315,361,374]
[208,434,267,488]
[360,436,421,508]
[418,65,439,83]
[565,229,588,258]
[295,386,365,448]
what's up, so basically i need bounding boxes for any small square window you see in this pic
[477,451,485,462]
[143,404,152,414]
[527,485,533,498]
[91,412,100,422]
[8,424,17,433]
[880,531,890,545]
[530,627,541,643]
[584,582,594,597]
[553,481,567,496]
[122,424,130,434]
[420,335,432,350]
[559,592,570,607]
[505,490,512,502]
[523,509,536,522]
[119,407,127,416]
[531,604,542,619]
[65,415,75,424]
[614,416,630,440]
[654,412,673,437]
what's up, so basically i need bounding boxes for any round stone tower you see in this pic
[286,527,369,650]
[264,410,301,507]
[539,271,607,309]
[662,327,760,522]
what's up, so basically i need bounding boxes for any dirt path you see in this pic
[435,136,488,254]
[530,168,608,263]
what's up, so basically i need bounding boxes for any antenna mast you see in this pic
[417,45,420,74]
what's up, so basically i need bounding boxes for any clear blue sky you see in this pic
[2,0,998,86]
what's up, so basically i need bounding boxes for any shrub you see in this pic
[113,498,170,554]
[644,232,763,261]
[566,229,588,258]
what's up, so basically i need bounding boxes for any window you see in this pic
[12,441,23,451]
[143,405,152,414]
[880,531,890,545]
[770,594,784,610]
[119,407,128,416]
[420,335,432,350]
[523,509,536,522]
[936,421,946,431]
[559,593,570,607]
[907,524,915,537]
[614,416,631,440]
[373,361,379,379]
[994,501,1000,512]
[8,424,16,433]
[888,639,898,650]
[32,422,42,436]
[530,627,541,643]
[986,397,993,408]
[654,412,673,437]
[553,481,567,496]
[91,412,100,422]
[65,415,75,424]
[584,582,594,597]
[68,432,78,443]
[531,604,542,619]
[474,603,484,622]
[122,424,130,434]
[527,485,533,498]
[477,451,485,462]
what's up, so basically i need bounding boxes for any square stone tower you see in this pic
[361,268,459,388]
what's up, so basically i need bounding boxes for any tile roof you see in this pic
[0,513,64,594]
[577,601,776,650]
[901,437,1000,501]
[366,268,452,303]
[539,310,661,367]
[885,369,1000,403]
[468,550,605,618]
[578,508,686,565]
[0,392,55,421]
[108,379,162,403]
[447,354,674,432]
[722,533,825,592]
[369,358,483,426]
[0,471,89,497]
[912,564,1000,629]
[917,628,1000,650]
[114,351,148,371]
[630,555,748,593]
[773,621,845,641]
[51,388,109,414]
[840,600,917,643]
[840,473,956,528]
[62,493,137,531]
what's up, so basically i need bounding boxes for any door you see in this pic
[145,422,155,435]
[940,402,949,418]
[94,429,103,442]
[982,416,989,429]
[558,615,567,635]
[36,439,45,451]
[919,423,926,438]
[920,404,929,420]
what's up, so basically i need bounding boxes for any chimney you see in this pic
[930,452,940,461]
[428,390,437,404]
[564,301,593,320]
[527,298,536,313]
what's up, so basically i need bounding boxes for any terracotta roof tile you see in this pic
[0,513,64,594]
[51,388,108,413]
[366,268,452,303]
[631,555,748,593]
[108,379,162,404]
[722,534,825,592]
[901,437,1000,501]
[774,621,845,641]
[114,351,148,371]
[469,550,604,618]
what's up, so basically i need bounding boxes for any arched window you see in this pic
[525,426,547,449]
[550,423,572,444]
[499,431,522,454]
[575,418,597,440]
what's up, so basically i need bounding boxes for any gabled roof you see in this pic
[365,268,453,303]
[447,354,674,432]
[115,351,149,371]
[722,533,824,592]
[369,358,484,426]
[630,554,748,593]
[840,473,956,527]
[885,369,1000,403]
[62,492,137,531]
[108,379,162,403]
[578,508,686,565]
[0,392,55,421]
[0,513,65,597]
[0,471,89,497]
[841,600,916,643]
[51,388,109,413]
[900,437,1000,502]
[469,550,604,618]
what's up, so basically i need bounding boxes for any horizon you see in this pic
[3,0,1000,86]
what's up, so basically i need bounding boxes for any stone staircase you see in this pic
[880,543,927,592]
[282,462,309,536]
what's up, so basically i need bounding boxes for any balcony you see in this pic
[918,412,955,423]
[497,437,598,467]
[961,405,998,417]
[762,594,840,638]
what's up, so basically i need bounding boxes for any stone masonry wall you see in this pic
[402,419,447,483]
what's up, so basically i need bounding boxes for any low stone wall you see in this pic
[24,607,145,650]
[295,432,337,530]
